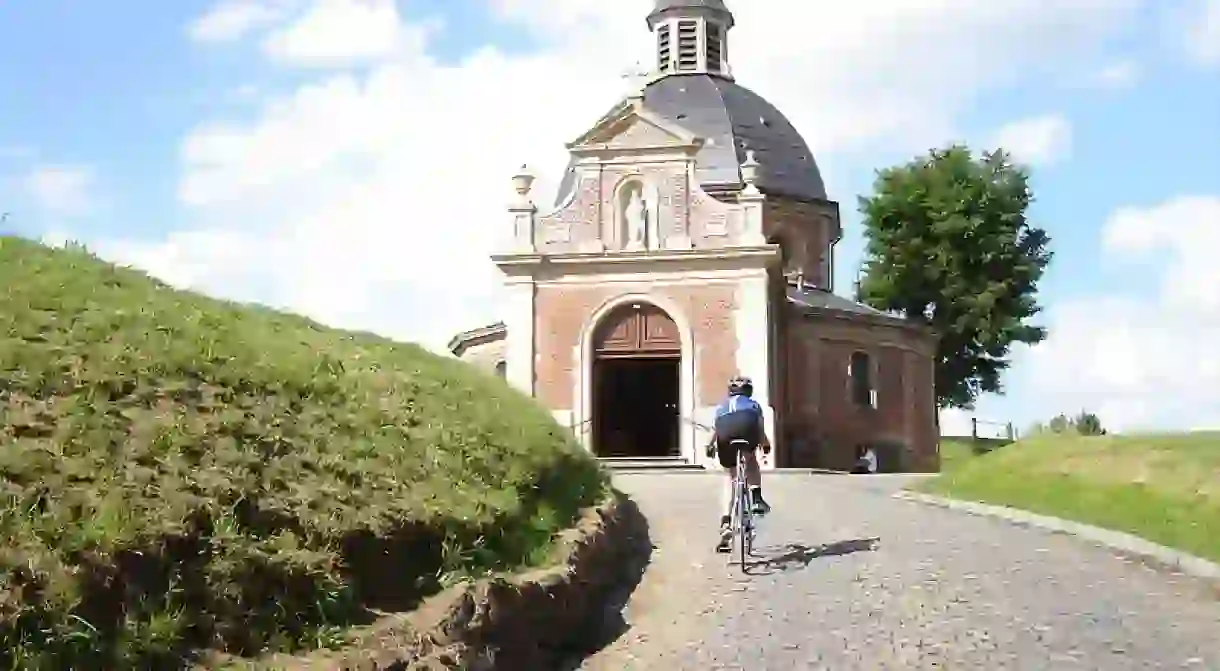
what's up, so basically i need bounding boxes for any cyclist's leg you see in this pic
[743,449,771,514]
[715,439,738,551]
[716,466,734,551]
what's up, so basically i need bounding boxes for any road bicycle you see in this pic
[726,438,756,572]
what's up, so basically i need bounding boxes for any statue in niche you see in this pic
[621,182,648,250]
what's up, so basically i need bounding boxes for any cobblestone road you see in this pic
[575,472,1220,670]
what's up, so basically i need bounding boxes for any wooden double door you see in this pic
[591,303,680,458]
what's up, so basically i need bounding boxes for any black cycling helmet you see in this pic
[728,375,753,397]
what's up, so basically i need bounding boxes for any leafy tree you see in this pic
[857,145,1053,408]
[1073,410,1105,436]
[1048,413,1071,434]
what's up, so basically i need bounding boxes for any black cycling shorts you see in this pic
[713,410,760,469]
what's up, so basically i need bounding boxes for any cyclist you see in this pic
[706,374,772,552]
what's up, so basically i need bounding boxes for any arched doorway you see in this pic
[591,302,681,459]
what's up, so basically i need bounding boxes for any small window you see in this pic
[706,23,723,71]
[849,352,875,408]
[676,20,698,71]
[657,25,671,71]
[495,360,507,378]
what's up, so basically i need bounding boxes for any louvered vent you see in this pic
[657,25,671,71]
[706,24,723,71]
[676,20,698,71]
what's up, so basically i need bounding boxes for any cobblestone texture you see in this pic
[576,473,1220,670]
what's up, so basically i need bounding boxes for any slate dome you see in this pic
[555,2,826,206]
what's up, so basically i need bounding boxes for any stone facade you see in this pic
[446,323,506,374]
[449,101,937,472]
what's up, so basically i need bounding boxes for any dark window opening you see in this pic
[706,23,722,71]
[849,351,875,408]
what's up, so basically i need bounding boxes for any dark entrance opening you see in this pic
[593,357,679,458]
[590,302,681,459]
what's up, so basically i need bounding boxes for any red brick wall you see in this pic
[780,306,938,471]
[533,283,738,411]
[764,199,840,289]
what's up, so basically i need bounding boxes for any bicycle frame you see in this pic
[727,439,755,571]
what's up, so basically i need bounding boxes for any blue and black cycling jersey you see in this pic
[713,394,763,448]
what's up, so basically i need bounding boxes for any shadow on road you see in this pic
[748,537,880,575]
[554,497,655,670]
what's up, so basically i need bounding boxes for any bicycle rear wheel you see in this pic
[736,468,751,572]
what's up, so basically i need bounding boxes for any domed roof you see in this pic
[555,74,827,205]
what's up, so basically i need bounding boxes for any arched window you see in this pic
[495,360,507,378]
[849,351,875,408]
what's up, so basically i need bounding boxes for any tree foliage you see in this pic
[1074,410,1105,436]
[1029,411,1107,437]
[857,145,1053,408]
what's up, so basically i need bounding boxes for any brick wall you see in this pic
[780,305,938,471]
[764,198,841,289]
[533,283,738,411]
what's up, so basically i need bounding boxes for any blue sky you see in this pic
[2,0,1218,434]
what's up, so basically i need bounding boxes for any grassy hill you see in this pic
[0,236,608,668]
[921,432,1220,562]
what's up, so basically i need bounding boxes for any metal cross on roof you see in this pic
[621,61,651,97]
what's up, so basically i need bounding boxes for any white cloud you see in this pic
[21,165,95,216]
[1095,60,1141,88]
[1103,195,1220,315]
[1024,195,1220,432]
[261,0,435,68]
[1184,0,1220,65]
[188,1,290,43]
[993,114,1074,167]
[108,0,1141,352]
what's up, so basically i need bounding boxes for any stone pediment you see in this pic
[566,101,702,152]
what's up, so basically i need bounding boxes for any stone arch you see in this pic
[574,293,698,463]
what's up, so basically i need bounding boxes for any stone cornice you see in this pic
[446,321,507,357]
[493,244,781,279]
[792,303,938,341]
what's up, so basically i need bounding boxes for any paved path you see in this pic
[575,473,1220,670]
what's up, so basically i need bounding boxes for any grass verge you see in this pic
[0,237,610,669]
[919,432,1220,562]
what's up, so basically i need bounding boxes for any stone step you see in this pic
[597,456,705,471]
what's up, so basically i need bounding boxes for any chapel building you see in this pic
[448,0,940,472]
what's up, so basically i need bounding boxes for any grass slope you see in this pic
[937,436,1011,470]
[921,432,1220,562]
[0,237,608,669]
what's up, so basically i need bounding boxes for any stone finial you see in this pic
[741,149,760,186]
[511,165,535,205]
